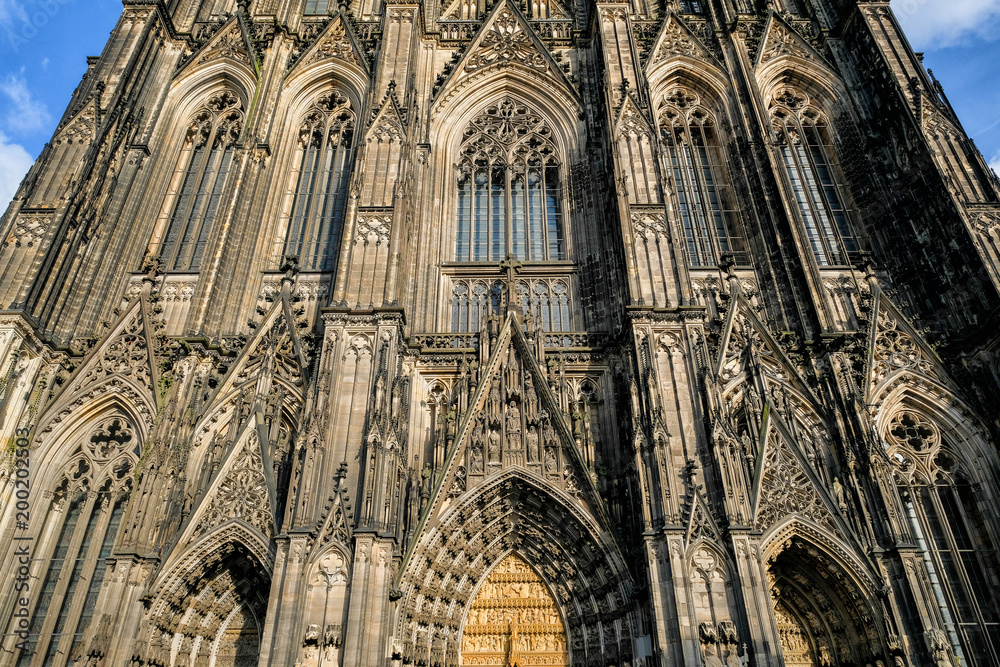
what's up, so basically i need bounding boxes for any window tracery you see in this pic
[885,410,1000,664]
[658,88,748,267]
[455,98,565,263]
[15,416,139,667]
[769,88,859,267]
[280,91,355,272]
[159,91,244,272]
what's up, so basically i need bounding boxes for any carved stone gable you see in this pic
[647,15,713,68]
[197,20,253,67]
[755,428,835,532]
[757,18,814,65]
[425,317,605,524]
[195,429,274,537]
[465,7,548,73]
[72,300,155,396]
[867,292,942,400]
[304,16,363,67]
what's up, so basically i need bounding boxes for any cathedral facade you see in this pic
[2,0,1000,665]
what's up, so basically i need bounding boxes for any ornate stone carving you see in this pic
[756,430,834,531]
[197,22,252,66]
[465,8,547,73]
[355,214,392,245]
[759,20,812,64]
[462,554,567,665]
[306,17,361,66]
[5,213,52,247]
[196,431,273,536]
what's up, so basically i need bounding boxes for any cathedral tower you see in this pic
[1,0,1000,665]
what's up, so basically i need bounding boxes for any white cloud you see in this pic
[891,0,1000,49]
[990,151,1000,178]
[0,131,32,208]
[0,73,51,134]
[0,0,28,29]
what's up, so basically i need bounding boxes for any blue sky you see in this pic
[0,0,998,207]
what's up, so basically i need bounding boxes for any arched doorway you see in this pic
[213,604,261,667]
[767,538,887,667]
[461,553,568,666]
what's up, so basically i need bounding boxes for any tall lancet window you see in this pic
[885,411,1000,665]
[770,88,858,267]
[455,98,566,263]
[15,417,139,667]
[659,88,747,267]
[159,91,244,272]
[282,91,355,272]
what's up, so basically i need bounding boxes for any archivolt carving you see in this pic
[396,473,634,667]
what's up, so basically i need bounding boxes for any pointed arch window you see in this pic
[14,417,139,667]
[159,91,244,272]
[770,89,859,267]
[455,98,566,263]
[886,411,1000,665]
[282,91,355,272]
[659,89,748,267]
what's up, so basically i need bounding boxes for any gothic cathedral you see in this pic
[2,0,1000,665]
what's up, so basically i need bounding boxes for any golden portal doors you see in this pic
[460,554,568,667]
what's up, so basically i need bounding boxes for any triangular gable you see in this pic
[366,95,406,139]
[615,93,655,137]
[38,298,159,434]
[434,0,579,107]
[173,416,278,552]
[419,315,610,531]
[204,298,308,413]
[289,13,369,75]
[179,15,258,77]
[714,289,821,411]
[686,491,723,545]
[645,13,719,69]
[751,414,842,535]
[756,13,831,71]
[865,286,947,402]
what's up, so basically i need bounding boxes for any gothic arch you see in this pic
[873,383,997,483]
[136,529,272,667]
[756,67,851,124]
[761,522,890,666]
[283,57,369,112]
[395,469,635,667]
[30,396,149,493]
[432,85,582,166]
[647,61,732,115]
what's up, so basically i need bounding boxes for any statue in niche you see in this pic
[489,379,502,418]
[541,411,557,448]
[524,374,538,416]
[526,425,540,462]
[545,448,558,473]
[505,401,521,449]
[488,427,502,463]
[470,444,484,473]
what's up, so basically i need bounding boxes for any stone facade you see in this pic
[1,0,1000,666]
